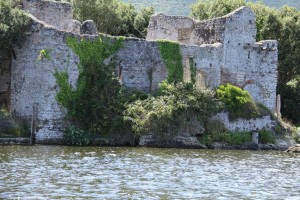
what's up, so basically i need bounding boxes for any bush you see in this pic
[258,129,276,144]
[291,127,300,143]
[216,84,261,120]
[64,125,90,146]
[124,81,222,137]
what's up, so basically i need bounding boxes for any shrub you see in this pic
[216,84,261,120]
[124,81,222,137]
[64,125,90,146]
[258,129,276,144]
[291,127,300,143]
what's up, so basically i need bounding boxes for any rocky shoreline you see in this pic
[0,135,298,153]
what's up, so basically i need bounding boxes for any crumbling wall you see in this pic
[10,19,169,143]
[181,43,223,88]
[10,3,279,143]
[116,39,167,92]
[22,0,80,33]
[11,21,80,144]
[147,14,194,44]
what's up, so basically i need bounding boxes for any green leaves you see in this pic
[54,36,125,135]
[157,40,183,84]
[216,84,262,120]
[125,82,221,136]
[71,0,154,38]
[0,0,29,53]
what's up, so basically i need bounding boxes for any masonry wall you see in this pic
[22,0,80,33]
[9,4,278,143]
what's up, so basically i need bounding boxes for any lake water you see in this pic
[0,145,299,199]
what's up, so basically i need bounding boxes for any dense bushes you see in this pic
[216,84,261,120]
[125,81,222,137]
[191,0,300,124]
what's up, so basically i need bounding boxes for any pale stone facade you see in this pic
[2,0,278,143]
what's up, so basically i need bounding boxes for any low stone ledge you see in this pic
[0,138,30,145]
[139,135,207,149]
[210,142,289,151]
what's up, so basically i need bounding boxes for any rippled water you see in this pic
[0,146,299,199]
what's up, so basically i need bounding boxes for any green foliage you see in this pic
[258,129,276,144]
[71,0,154,37]
[157,40,183,83]
[64,125,90,146]
[189,57,197,84]
[54,36,126,135]
[291,126,300,143]
[201,130,252,146]
[124,81,221,137]
[191,0,300,124]
[0,0,29,54]
[37,49,52,61]
[0,106,30,138]
[216,84,261,120]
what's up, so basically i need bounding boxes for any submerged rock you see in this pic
[285,144,300,153]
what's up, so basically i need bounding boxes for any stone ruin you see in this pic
[0,0,278,144]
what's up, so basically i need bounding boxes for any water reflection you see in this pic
[0,146,299,199]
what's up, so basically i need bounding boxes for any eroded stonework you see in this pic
[7,0,278,143]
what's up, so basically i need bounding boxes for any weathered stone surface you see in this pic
[212,112,276,132]
[22,0,75,32]
[139,135,207,149]
[0,138,30,145]
[80,20,98,35]
[147,7,278,112]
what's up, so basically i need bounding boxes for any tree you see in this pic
[0,0,29,57]
[71,0,154,38]
[191,0,300,124]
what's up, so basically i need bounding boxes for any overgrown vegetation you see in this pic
[191,0,300,125]
[157,40,183,83]
[0,0,29,56]
[54,36,127,136]
[64,125,90,146]
[200,120,276,146]
[0,106,30,138]
[125,81,222,137]
[216,84,264,120]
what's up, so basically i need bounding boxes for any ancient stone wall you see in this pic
[22,0,80,33]
[9,3,278,143]
[147,6,277,111]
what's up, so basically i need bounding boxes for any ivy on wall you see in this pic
[157,40,183,83]
[54,36,126,136]
[189,57,196,84]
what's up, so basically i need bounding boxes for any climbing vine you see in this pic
[189,57,196,84]
[54,36,126,136]
[157,40,183,83]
